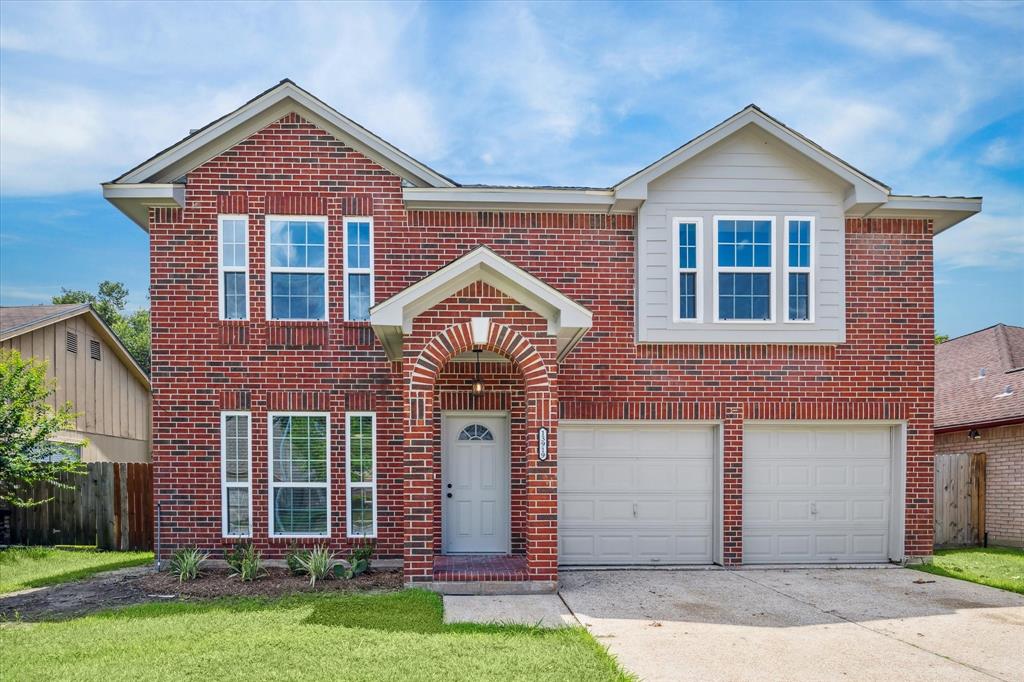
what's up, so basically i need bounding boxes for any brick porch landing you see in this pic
[432,554,530,582]
[413,555,555,595]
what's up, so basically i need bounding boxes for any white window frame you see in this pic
[267,411,331,539]
[342,216,374,322]
[264,215,329,321]
[218,215,249,321]
[784,216,815,323]
[345,411,377,538]
[221,411,253,538]
[670,217,703,323]
[713,215,776,323]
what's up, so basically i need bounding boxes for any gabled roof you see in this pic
[0,304,151,390]
[935,323,1024,431]
[113,79,455,188]
[369,246,592,362]
[102,82,981,234]
[614,104,890,211]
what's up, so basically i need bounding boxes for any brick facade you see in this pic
[935,423,1024,548]
[149,113,936,581]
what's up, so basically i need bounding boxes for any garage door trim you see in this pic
[743,420,906,564]
[557,420,724,567]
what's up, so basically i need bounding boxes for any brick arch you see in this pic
[410,321,551,394]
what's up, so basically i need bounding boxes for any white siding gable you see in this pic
[637,124,847,344]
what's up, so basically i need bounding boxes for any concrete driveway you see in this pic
[559,568,1024,682]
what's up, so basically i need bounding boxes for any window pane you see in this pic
[678,223,697,269]
[307,221,325,246]
[348,273,370,321]
[227,487,250,535]
[349,487,374,537]
[224,272,247,320]
[270,274,325,320]
[347,221,371,269]
[349,415,374,483]
[718,220,735,244]
[220,220,247,267]
[788,220,811,268]
[224,414,249,482]
[718,244,735,267]
[679,272,697,319]
[273,487,327,535]
[789,272,810,320]
[719,273,771,320]
[272,415,328,483]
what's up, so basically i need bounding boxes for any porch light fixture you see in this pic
[471,348,485,395]
[968,429,981,440]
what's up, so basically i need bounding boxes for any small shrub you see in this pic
[224,542,246,573]
[227,543,266,582]
[339,542,374,579]
[169,547,208,582]
[295,544,336,587]
[285,547,309,576]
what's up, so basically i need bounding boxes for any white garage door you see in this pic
[558,422,716,565]
[743,425,894,564]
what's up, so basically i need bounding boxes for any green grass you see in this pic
[0,547,153,594]
[0,590,631,681]
[910,546,1024,594]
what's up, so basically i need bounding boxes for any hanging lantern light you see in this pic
[471,348,485,395]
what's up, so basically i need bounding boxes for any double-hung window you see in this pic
[785,217,814,322]
[267,217,327,320]
[269,413,329,537]
[345,413,376,537]
[343,217,373,321]
[715,217,774,321]
[218,216,249,320]
[221,412,252,537]
[673,218,702,321]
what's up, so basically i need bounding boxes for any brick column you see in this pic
[721,403,744,565]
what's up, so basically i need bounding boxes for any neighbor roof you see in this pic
[935,323,1024,431]
[1,304,151,390]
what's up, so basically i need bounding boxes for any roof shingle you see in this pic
[935,323,1024,430]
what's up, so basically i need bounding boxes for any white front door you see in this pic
[442,414,509,554]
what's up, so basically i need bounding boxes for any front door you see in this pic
[442,414,509,553]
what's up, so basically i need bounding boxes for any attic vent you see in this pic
[89,339,101,361]
[66,331,78,353]
[995,385,1014,398]
[974,367,987,379]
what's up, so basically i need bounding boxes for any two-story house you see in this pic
[103,80,980,592]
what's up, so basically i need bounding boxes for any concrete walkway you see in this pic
[560,568,1024,682]
[442,594,577,628]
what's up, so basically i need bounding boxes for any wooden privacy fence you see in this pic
[4,462,152,550]
[934,452,986,547]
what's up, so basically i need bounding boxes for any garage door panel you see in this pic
[559,423,715,565]
[743,425,893,564]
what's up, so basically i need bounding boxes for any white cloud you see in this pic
[934,213,1024,269]
[979,138,1022,168]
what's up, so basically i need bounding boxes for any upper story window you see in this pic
[715,217,774,322]
[219,215,249,320]
[267,217,327,321]
[344,217,373,321]
[785,217,814,322]
[672,218,702,321]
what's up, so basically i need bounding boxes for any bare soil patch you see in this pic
[0,566,401,622]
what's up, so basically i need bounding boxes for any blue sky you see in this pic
[1,0,1021,336]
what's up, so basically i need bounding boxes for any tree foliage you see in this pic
[935,334,949,345]
[53,281,150,373]
[0,349,86,507]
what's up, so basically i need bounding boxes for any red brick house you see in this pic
[103,80,981,592]
[935,324,1023,548]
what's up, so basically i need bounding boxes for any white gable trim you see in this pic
[369,246,592,362]
[614,106,890,212]
[113,80,454,189]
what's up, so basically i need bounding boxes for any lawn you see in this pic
[910,546,1024,594]
[0,590,631,681]
[0,547,153,594]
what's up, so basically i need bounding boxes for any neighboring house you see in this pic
[0,304,151,463]
[935,324,1024,548]
[102,80,981,591]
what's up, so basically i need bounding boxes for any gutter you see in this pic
[934,415,1024,435]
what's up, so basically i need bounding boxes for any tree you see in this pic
[935,334,949,345]
[0,349,86,507]
[53,281,150,373]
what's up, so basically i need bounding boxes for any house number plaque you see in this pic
[537,427,549,461]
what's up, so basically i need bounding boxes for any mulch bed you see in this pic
[139,566,403,599]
